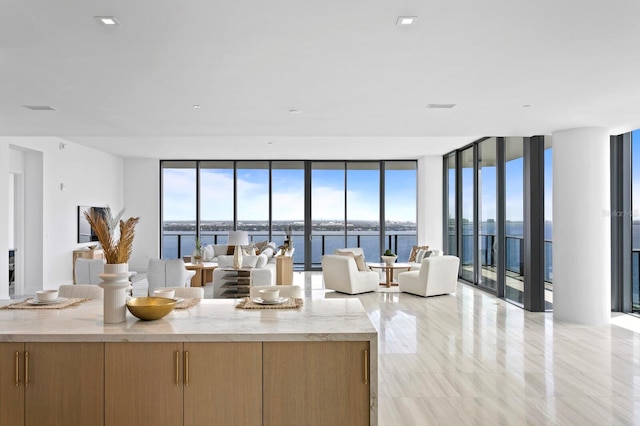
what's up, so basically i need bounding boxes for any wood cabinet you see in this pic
[1,342,104,426]
[0,343,24,426]
[105,342,262,426]
[263,341,370,426]
[184,342,262,425]
[72,249,104,284]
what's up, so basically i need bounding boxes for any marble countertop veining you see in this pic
[0,298,378,343]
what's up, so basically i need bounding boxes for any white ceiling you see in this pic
[2,0,640,159]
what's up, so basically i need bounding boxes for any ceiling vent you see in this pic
[426,104,456,109]
[23,105,55,111]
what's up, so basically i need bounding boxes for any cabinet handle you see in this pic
[363,350,369,385]
[184,351,189,386]
[25,351,29,386]
[15,351,20,386]
[175,351,180,386]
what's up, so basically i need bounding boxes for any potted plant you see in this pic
[192,239,202,264]
[84,208,139,323]
[381,249,397,266]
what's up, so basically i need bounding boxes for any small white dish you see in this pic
[153,289,176,299]
[36,289,59,302]
[259,288,280,302]
[252,297,289,305]
[27,297,68,305]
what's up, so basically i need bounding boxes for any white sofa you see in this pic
[208,242,279,298]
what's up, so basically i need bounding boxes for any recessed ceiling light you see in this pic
[193,105,202,109]
[425,104,456,109]
[95,16,120,26]
[267,141,274,145]
[522,104,532,108]
[396,16,417,26]
[289,109,301,114]
[23,105,55,111]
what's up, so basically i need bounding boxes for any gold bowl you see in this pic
[126,297,177,321]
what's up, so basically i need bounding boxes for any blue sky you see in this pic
[163,166,416,222]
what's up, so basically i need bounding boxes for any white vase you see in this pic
[381,255,397,266]
[98,263,132,324]
[233,245,243,269]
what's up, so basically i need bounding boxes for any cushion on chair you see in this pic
[408,245,430,262]
[335,250,368,271]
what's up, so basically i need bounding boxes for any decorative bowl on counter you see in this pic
[126,297,177,321]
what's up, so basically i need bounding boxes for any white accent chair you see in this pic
[146,259,196,296]
[250,285,303,299]
[74,258,105,284]
[321,255,379,295]
[58,284,104,300]
[398,255,460,297]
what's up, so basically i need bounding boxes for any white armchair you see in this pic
[146,259,196,296]
[74,258,105,284]
[398,255,460,297]
[321,255,379,295]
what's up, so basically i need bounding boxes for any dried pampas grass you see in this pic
[84,210,140,264]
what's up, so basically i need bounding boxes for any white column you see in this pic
[552,127,610,325]
[0,141,9,300]
[417,156,443,250]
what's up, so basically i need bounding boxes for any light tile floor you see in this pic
[292,271,640,425]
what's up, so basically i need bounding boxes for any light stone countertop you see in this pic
[0,298,378,343]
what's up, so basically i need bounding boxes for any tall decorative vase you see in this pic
[233,245,243,269]
[98,263,131,324]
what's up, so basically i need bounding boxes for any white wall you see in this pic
[417,156,443,250]
[0,138,123,296]
[124,158,160,272]
[552,127,611,325]
[0,143,8,299]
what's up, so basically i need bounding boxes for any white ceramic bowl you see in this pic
[259,288,280,302]
[36,289,59,302]
[153,288,176,299]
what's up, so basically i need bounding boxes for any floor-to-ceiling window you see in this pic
[445,155,457,256]
[479,138,497,290]
[311,162,345,267]
[272,161,305,261]
[200,161,234,245]
[632,130,640,313]
[544,137,553,309]
[385,162,417,261]
[236,161,270,241]
[162,161,198,259]
[460,146,475,282]
[347,163,380,261]
[161,160,417,270]
[505,137,524,305]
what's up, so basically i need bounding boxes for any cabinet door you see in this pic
[184,342,262,425]
[263,341,370,426]
[105,342,183,426]
[0,343,25,426]
[24,342,104,426]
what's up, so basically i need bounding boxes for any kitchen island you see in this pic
[0,298,378,426]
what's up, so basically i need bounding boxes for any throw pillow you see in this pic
[336,251,368,271]
[213,245,229,257]
[227,245,236,255]
[242,246,257,256]
[261,247,275,258]
[415,249,428,263]
[217,255,234,268]
[242,255,259,268]
[255,253,268,268]
[203,245,215,262]
[408,245,429,262]
[255,240,269,252]
[423,250,433,258]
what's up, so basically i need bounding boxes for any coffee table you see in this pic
[184,262,218,287]
[367,262,412,288]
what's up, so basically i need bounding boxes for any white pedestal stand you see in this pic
[98,263,132,324]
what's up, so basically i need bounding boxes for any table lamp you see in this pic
[228,231,249,269]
